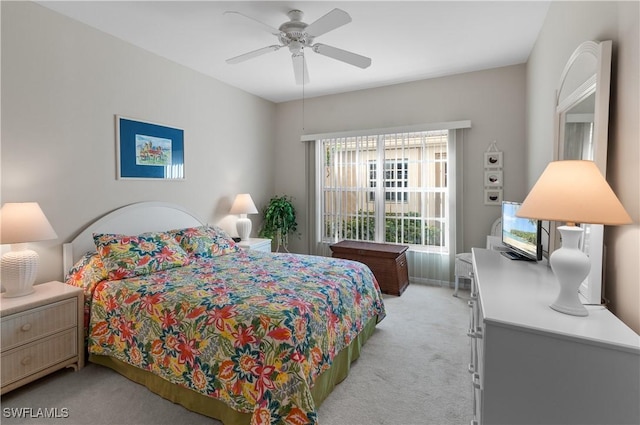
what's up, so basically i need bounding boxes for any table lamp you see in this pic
[517,160,632,316]
[1,202,58,297]
[229,194,258,241]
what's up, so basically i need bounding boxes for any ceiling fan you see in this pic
[225,8,371,85]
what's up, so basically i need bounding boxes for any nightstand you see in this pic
[1,281,84,394]
[237,238,272,252]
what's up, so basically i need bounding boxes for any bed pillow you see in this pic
[65,252,108,338]
[65,251,108,293]
[171,225,240,258]
[93,232,191,280]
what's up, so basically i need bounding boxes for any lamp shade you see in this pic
[229,194,258,215]
[1,202,58,244]
[516,160,632,225]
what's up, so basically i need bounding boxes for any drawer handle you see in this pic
[21,356,32,366]
[472,373,481,389]
[467,329,483,339]
[21,323,32,332]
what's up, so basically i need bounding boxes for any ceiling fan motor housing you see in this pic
[279,10,314,53]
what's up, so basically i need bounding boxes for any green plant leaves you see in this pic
[258,195,299,250]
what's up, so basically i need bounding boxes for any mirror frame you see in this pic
[553,40,612,305]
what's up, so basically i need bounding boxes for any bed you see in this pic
[62,202,386,425]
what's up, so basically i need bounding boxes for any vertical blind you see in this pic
[305,123,469,285]
[318,130,448,249]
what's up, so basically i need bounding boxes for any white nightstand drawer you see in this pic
[1,298,78,351]
[1,328,77,387]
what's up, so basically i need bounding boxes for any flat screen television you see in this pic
[501,201,542,261]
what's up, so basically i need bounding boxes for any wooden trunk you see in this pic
[330,241,409,296]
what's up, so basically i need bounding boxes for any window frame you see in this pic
[317,130,451,251]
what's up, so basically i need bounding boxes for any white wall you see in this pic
[1,2,277,283]
[274,65,527,255]
[526,1,639,332]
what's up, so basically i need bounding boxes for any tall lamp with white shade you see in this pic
[1,202,58,297]
[516,160,632,316]
[229,194,258,241]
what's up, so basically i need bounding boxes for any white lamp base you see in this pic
[236,215,252,241]
[1,244,38,298]
[549,226,589,317]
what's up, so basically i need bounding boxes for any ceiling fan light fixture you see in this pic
[288,41,304,55]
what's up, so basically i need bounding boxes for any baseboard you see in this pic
[409,277,470,290]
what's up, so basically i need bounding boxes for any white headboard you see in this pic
[62,202,205,274]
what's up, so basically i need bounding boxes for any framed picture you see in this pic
[484,151,503,168]
[484,170,503,187]
[116,115,185,180]
[484,189,503,206]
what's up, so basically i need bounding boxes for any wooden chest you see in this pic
[330,240,409,296]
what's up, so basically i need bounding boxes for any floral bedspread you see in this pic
[88,250,385,424]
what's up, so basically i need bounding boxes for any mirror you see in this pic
[553,40,612,304]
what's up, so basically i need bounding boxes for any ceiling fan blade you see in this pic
[292,53,310,85]
[224,11,282,36]
[305,8,351,38]
[226,45,281,64]
[312,43,372,69]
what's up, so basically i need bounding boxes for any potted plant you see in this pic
[259,195,298,252]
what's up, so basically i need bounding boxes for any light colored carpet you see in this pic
[1,284,472,425]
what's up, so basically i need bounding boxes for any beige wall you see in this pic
[526,1,639,332]
[274,65,528,256]
[1,2,277,284]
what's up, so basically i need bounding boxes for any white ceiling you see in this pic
[37,1,550,103]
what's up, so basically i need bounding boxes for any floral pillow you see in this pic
[171,225,240,258]
[65,251,108,294]
[65,252,108,338]
[93,232,191,280]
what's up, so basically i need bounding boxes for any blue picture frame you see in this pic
[116,115,185,180]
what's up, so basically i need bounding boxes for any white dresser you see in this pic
[468,248,639,425]
[1,281,84,394]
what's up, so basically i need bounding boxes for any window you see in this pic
[318,130,449,250]
[369,160,408,202]
[305,121,469,285]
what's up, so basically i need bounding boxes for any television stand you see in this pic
[500,250,536,261]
